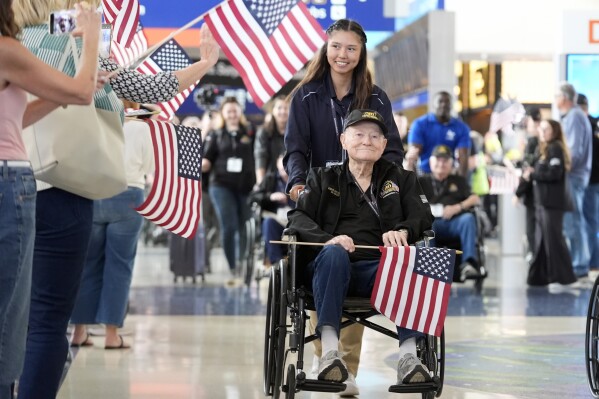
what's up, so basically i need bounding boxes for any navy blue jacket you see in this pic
[283,74,404,192]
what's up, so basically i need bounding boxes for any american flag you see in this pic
[111,22,148,67]
[371,246,455,337]
[102,0,140,48]
[136,39,196,121]
[205,0,326,107]
[136,120,202,239]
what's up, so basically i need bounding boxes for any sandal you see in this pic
[70,332,93,347]
[105,335,130,350]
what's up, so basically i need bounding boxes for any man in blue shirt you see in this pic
[557,82,593,278]
[406,91,471,176]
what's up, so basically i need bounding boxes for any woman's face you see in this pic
[538,120,553,143]
[221,102,241,127]
[326,30,362,77]
[271,99,289,128]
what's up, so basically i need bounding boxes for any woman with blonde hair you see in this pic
[254,95,289,184]
[0,1,100,396]
[13,0,219,397]
[522,119,577,288]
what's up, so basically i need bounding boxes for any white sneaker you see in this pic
[397,353,432,384]
[318,350,348,382]
[310,354,319,379]
[339,372,359,396]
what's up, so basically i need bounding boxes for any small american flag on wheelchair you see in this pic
[370,246,456,337]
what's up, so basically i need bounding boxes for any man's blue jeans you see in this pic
[71,187,145,327]
[262,217,286,264]
[0,165,36,398]
[584,183,599,269]
[18,188,93,399]
[208,185,250,271]
[564,175,590,276]
[432,212,478,265]
[307,245,421,344]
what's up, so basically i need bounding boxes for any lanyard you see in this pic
[432,179,446,198]
[330,98,350,163]
[350,173,380,219]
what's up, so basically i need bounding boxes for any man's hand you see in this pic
[289,184,305,202]
[325,235,355,252]
[382,230,408,247]
[442,204,461,220]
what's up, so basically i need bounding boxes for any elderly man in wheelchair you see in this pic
[286,109,435,387]
[417,145,482,282]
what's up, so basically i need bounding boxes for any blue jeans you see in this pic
[307,245,421,344]
[584,183,599,269]
[208,185,250,271]
[432,212,478,264]
[564,175,590,276]
[70,187,144,327]
[262,217,285,264]
[18,188,93,399]
[0,165,35,397]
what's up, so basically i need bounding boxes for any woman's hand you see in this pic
[199,24,219,67]
[289,184,305,202]
[72,2,101,39]
[325,235,355,252]
[522,166,534,181]
[382,230,408,247]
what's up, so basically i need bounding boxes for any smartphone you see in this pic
[49,9,76,35]
[99,24,112,58]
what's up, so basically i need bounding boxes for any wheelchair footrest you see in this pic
[388,377,441,393]
[296,378,346,393]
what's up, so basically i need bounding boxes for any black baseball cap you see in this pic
[431,144,453,159]
[343,109,388,136]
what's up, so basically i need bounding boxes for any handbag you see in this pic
[22,36,127,200]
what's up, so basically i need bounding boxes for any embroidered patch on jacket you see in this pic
[380,180,399,198]
[327,187,340,197]
[420,195,428,203]
[449,183,458,192]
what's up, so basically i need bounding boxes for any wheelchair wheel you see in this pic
[263,263,287,398]
[585,276,599,398]
[285,364,296,399]
[418,331,445,398]
[243,216,257,286]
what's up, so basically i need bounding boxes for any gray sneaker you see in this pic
[318,350,348,382]
[397,353,432,384]
[459,262,479,281]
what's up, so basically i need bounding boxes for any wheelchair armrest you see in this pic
[423,230,435,239]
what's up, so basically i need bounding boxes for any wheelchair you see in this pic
[586,275,599,397]
[263,232,445,399]
[432,207,487,292]
[242,201,264,286]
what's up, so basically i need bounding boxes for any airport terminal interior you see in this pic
[56,241,592,399]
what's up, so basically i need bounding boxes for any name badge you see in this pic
[430,203,444,218]
[227,157,243,173]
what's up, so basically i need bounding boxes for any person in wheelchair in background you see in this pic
[418,144,481,281]
[249,152,294,269]
[287,109,434,385]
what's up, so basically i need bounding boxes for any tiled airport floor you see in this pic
[57,239,595,399]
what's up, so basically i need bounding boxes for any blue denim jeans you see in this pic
[584,183,599,269]
[18,188,93,399]
[564,175,590,276]
[432,212,478,265]
[262,217,286,264]
[70,187,144,327]
[208,185,250,271]
[307,245,421,344]
[0,164,35,397]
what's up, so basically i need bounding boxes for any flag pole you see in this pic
[269,240,463,253]
[125,10,211,70]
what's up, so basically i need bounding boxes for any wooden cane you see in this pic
[269,240,463,254]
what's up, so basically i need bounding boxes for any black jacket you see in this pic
[287,158,433,264]
[531,142,573,211]
[283,74,404,192]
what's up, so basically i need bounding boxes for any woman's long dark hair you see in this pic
[540,119,571,171]
[289,19,372,110]
[0,0,20,38]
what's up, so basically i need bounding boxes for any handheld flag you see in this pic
[371,246,455,337]
[136,120,202,239]
[205,0,326,107]
[102,0,140,48]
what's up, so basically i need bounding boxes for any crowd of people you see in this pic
[1,0,598,396]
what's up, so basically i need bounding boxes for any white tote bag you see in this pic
[22,37,127,200]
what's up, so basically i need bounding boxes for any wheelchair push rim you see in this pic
[586,276,599,398]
